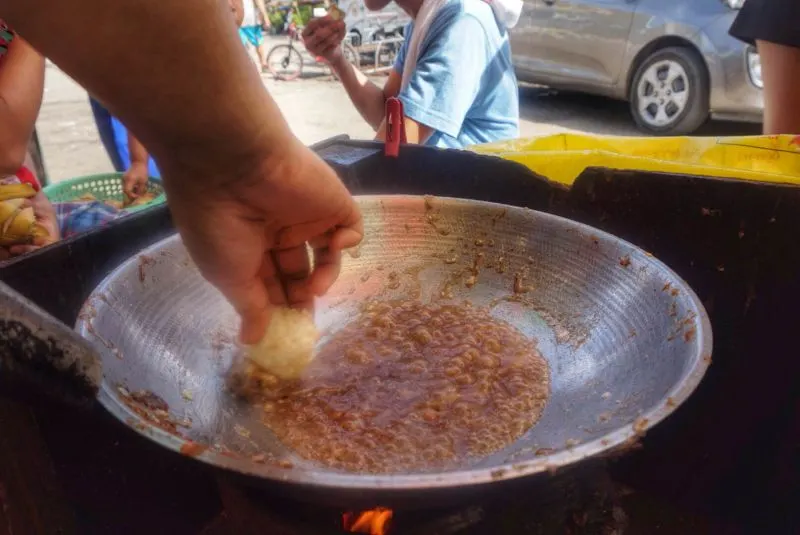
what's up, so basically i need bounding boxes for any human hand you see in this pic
[164,136,362,345]
[7,190,60,257]
[122,162,149,200]
[302,17,346,63]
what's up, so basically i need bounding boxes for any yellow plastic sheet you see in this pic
[471,133,800,187]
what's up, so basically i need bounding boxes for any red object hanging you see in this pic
[384,97,406,158]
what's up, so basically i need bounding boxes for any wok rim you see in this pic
[77,195,713,493]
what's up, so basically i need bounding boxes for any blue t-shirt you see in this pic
[393,0,519,149]
[89,98,161,178]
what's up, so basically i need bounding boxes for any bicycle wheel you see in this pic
[328,42,361,80]
[266,44,304,81]
[374,39,400,71]
[342,42,360,70]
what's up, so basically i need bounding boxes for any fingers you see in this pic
[310,245,341,296]
[302,19,345,56]
[275,204,363,298]
[122,170,148,199]
[8,244,41,257]
[225,276,271,345]
[303,17,341,35]
[321,204,364,254]
[239,243,317,339]
[301,19,318,38]
[31,234,53,247]
[330,224,363,252]
[258,256,288,308]
[307,223,361,296]
[270,244,314,310]
[122,177,139,199]
[277,205,363,250]
[305,218,361,296]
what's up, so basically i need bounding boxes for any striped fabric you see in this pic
[54,201,123,239]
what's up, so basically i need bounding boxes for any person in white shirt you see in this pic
[238,0,271,71]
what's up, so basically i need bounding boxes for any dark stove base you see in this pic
[3,138,799,534]
[199,463,713,535]
[201,470,744,535]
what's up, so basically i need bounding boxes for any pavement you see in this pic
[35,35,760,183]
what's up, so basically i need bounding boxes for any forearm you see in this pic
[255,0,270,23]
[0,37,44,174]
[330,55,387,130]
[127,131,149,169]
[0,0,292,187]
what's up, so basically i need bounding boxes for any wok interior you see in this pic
[81,196,707,476]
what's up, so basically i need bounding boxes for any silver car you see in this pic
[511,0,763,134]
[340,0,410,47]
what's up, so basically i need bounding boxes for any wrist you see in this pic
[150,82,295,195]
[330,51,347,71]
[161,123,298,200]
[128,160,149,173]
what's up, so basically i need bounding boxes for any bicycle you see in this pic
[266,22,360,81]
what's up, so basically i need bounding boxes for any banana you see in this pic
[0,198,49,246]
[0,183,37,202]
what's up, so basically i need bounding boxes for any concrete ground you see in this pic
[35,36,760,182]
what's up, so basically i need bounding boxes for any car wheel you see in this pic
[348,30,362,48]
[629,47,709,135]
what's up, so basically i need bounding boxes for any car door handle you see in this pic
[543,0,556,5]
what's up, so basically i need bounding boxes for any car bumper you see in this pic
[699,13,763,123]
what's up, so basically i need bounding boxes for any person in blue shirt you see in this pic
[303,0,521,149]
[89,97,161,199]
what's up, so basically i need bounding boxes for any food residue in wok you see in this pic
[242,300,551,474]
[117,386,191,436]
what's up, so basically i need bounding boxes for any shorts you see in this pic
[239,25,264,47]
[729,0,800,49]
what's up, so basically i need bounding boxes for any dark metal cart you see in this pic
[0,137,797,534]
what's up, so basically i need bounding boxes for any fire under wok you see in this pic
[75,195,712,507]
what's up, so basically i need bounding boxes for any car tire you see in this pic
[629,47,709,135]
[348,30,362,48]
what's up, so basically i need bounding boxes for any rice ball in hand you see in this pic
[245,307,319,380]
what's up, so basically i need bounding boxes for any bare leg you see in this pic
[256,42,269,70]
[757,40,800,134]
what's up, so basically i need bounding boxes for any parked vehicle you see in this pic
[510,0,762,135]
[338,0,409,47]
[266,20,359,81]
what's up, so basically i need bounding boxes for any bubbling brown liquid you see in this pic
[260,301,550,473]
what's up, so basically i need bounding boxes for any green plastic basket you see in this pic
[42,173,166,213]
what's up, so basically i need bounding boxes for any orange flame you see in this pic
[342,507,393,535]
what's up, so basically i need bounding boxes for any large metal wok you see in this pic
[75,195,711,507]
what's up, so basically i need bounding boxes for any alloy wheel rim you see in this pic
[637,60,690,128]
